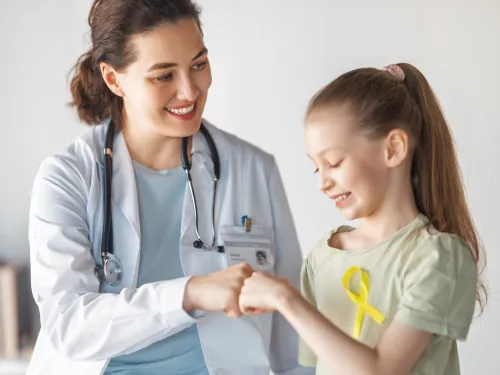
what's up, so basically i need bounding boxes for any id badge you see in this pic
[221,225,275,272]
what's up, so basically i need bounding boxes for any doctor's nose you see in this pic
[177,75,198,102]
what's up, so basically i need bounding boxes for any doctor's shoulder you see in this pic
[32,124,104,196]
[204,120,277,174]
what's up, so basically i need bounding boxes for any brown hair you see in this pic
[69,0,202,127]
[307,63,487,311]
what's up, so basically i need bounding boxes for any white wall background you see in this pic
[1,0,499,373]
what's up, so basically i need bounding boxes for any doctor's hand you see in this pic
[183,263,254,318]
[239,272,299,316]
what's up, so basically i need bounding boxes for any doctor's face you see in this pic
[113,17,212,138]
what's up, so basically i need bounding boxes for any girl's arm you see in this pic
[239,272,431,375]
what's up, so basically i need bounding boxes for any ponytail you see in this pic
[68,0,203,127]
[399,63,487,311]
[68,50,123,126]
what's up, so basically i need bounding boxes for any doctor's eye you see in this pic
[313,168,319,174]
[193,60,208,71]
[154,73,173,83]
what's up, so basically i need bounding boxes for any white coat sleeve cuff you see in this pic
[157,276,199,328]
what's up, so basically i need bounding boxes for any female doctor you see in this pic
[27,1,312,375]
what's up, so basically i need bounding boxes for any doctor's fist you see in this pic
[183,263,254,318]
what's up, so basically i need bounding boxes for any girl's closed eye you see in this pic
[314,159,344,173]
[330,159,344,169]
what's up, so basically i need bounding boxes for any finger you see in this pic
[224,307,242,318]
[241,306,256,315]
[225,309,243,318]
[246,308,270,316]
[238,262,254,276]
[239,292,262,315]
[226,297,243,318]
[238,293,247,313]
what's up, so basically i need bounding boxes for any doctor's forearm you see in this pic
[39,278,198,361]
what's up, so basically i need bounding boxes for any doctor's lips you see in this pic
[164,101,197,120]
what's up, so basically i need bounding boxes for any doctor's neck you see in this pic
[121,117,192,171]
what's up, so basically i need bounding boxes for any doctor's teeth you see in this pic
[166,104,195,115]
[335,194,349,202]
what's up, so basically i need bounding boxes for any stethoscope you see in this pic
[95,121,222,286]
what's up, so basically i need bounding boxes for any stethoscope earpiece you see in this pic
[193,240,203,249]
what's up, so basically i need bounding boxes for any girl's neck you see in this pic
[356,179,420,248]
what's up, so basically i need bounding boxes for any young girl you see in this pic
[239,63,486,375]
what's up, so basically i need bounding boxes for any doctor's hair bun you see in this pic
[68,0,202,127]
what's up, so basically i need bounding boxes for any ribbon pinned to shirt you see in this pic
[342,266,386,339]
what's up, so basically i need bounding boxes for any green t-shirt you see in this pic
[299,214,477,375]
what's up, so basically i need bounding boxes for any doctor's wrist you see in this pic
[183,276,204,312]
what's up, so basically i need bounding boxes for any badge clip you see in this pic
[241,215,252,232]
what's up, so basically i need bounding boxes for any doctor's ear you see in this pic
[99,62,125,97]
[384,129,410,168]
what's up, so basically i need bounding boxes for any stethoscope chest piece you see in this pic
[95,254,123,286]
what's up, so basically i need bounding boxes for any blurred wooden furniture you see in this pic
[0,263,20,358]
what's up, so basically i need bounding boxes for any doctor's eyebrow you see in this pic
[147,47,208,72]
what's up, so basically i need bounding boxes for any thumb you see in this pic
[225,297,243,318]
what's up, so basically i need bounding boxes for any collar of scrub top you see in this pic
[97,119,228,168]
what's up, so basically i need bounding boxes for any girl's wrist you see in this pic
[273,280,301,312]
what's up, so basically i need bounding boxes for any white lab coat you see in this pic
[27,120,314,375]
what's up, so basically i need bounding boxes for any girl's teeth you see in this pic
[166,104,195,115]
[335,193,350,202]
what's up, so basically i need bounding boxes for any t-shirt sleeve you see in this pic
[394,233,478,341]
[298,254,318,367]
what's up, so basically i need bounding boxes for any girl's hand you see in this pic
[239,272,297,315]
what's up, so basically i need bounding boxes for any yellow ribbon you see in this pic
[342,266,386,339]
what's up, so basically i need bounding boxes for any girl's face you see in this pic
[305,105,396,221]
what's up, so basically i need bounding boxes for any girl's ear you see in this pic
[384,128,410,168]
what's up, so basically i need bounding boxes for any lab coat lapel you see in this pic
[107,132,141,287]
[111,132,141,239]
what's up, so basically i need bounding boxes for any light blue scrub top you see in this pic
[104,161,209,375]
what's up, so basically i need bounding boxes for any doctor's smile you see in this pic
[165,102,197,118]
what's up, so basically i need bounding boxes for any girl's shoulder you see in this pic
[400,224,478,280]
